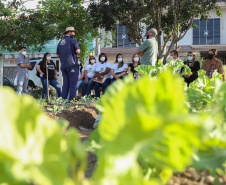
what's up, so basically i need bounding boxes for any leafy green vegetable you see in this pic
[135,59,184,79]
[187,69,223,110]
[181,64,192,75]
[90,70,213,184]
[0,87,86,185]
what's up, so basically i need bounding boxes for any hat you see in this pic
[63,27,78,35]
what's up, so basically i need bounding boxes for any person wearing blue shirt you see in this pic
[57,27,80,100]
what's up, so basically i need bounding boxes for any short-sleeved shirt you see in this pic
[111,63,128,74]
[17,54,30,79]
[138,37,158,66]
[95,62,111,78]
[38,60,56,80]
[57,36,80,68]
[85,64,97,78]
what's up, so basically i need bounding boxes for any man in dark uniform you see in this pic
[57,27,80,100]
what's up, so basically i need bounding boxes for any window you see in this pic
[112,24,136,47]
[193,18,220,45]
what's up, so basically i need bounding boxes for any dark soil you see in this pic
[44,101,226,184]
[45,101,97,141]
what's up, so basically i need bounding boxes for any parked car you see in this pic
[3,77,15,90]
[14,58,62,88]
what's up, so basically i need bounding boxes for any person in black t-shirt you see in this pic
[128,53,141,78]
[36,52,61,98]
[181,51,200,87]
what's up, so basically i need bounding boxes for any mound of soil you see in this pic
[45,101,98,141]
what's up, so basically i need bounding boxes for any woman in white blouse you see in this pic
[111,53,128,83]
[82,55,97,96]
[93,53,111,98]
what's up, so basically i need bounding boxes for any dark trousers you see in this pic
[95,78,111,98]
[41,78,61,98]
[82,78,94,96]
[61,66,79,100]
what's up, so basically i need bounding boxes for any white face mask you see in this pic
[100,57,105,62]
[118,57,123,62]
[46,56,51,60]
[91,59,95,64]
[134,57,139,62]
[78,60,81,65]
[22,51,26,55]
[169,56,174,60]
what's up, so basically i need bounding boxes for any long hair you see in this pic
[77,57,83,72]
[115,53,124,68]
[185,51,195,67]
[42,52,50,69]
[132,53,141,65]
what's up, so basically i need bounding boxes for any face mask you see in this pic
[70,34,75,38]
[187,56,193,61]
[169,56,174,60]
[134,57,139,62]
[91,59,95,63]
[118,57,123,62]
[22,51,26,55]
[78,61,81,65]
[46,56,51,60]
[208,54,214,59]
[100,57,105,62]
[146,34,149,39]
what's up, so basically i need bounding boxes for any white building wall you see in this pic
[179,2,226,46]
[178,29,193,45]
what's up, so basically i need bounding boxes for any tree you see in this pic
[1,0,101,63]
[0,0,56,52]
[32,0,100,63]
[88,0,221,62]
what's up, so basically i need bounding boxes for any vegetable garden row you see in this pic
[0,59,226,185]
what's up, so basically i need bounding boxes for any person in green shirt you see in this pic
[137,28,158,66]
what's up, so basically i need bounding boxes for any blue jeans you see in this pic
[77,79,82,89]
[95,78,111,98]
[67,79,83,99]
[41,78,61,98]
[61,66,79,100]
[82,78,94,96]
[16,77,28,95]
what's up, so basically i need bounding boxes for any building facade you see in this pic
[99,1,226,64]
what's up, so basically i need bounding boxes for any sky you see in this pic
[23,0,39,9]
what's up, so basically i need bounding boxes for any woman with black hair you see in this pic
[36,52,61,98]
[128,53,141,78]
[111,53,128,83]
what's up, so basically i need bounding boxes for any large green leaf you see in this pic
[91,70,208,184]
[0,88,86,185]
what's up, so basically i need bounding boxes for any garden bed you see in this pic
[44,100,226,185]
